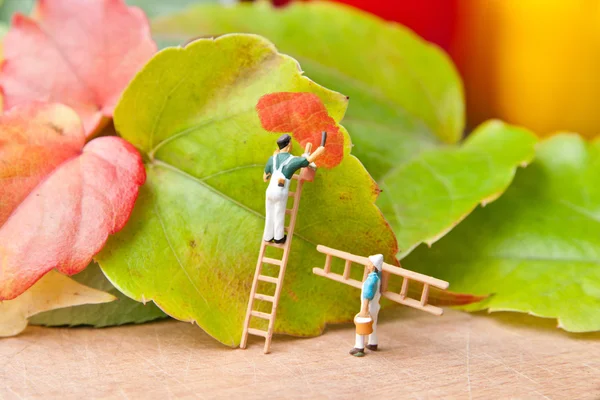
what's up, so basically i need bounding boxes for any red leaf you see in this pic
[0,103,145,300]
[0,0,157,137]
[256,92,344,168]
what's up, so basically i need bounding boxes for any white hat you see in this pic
[368,254,384,272]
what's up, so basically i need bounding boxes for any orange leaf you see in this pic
[0,0,156,137]
[0,103,145,300]
[257,92,344,168]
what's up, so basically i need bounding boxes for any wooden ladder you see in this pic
[313,245,450,316]
[240,171,309,354]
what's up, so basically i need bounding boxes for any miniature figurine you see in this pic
[242,132,327,354]
[350,254,383,357]
[262,133,325,244]
[313,245,450,358]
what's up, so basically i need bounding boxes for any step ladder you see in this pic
[313,245,450,316]
[240,168,313,354]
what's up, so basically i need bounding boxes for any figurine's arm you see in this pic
[264,155,274,182]
[358,273,378,317]
[306,146,325,163]
[359,299,370,317]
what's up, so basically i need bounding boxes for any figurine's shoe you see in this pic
[264,238,275,243]
[349,348,365,357]
[274,235,287,244]
[366,344,378,351]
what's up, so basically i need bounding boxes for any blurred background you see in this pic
[2,0,598,138]
[270,0,600,139]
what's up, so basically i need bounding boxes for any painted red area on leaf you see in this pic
[0,0,157,137]
[0,103,145,300]
[257,92,344,168]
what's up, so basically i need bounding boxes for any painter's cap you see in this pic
[277,134,291,149]
[368,254,383,271]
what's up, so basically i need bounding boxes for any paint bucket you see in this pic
[354,314,373,335]
[300,167,315,182]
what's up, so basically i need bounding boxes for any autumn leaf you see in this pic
[0,0,156,136]
[30,263,168,328]
[404,134,600,332]
[150,2,535,257]
[257,92,345,168]
[0,271,116,337]
[0,103,145,300]
[96,34,398,346]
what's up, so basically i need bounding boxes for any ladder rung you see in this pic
[292,174,300,180]
[285,209,293,215]
[251,310,272,320]
[288,191,295,197]
[247,328,268,338]
[254,293,275,302]
[258,275,279,284]
[265,241,285,249]
[262,257,282,266]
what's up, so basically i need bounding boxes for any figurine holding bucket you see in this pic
[350,254,383,357]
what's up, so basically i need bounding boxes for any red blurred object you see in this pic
[271,0,295,6]
[273,0,457,51]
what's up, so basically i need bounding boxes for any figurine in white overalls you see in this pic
[262,134,325,244]
[350,254,383,357]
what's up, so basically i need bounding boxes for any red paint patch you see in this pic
[256,92,344,168]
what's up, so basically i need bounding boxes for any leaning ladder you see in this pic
[240,168,311,354]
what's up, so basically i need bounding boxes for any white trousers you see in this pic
[263,187,287,241]
[354,296,381,349]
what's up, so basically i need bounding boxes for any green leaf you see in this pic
[403,134,600,332]
[96,34,398,346]
[126,0,218,19]
[29,264,168,327]
[151,2,538,258]
[151,1,465,178]
[0,0,34,23]
[378,120,538,257]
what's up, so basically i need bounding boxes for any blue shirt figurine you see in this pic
[350,254,384,357]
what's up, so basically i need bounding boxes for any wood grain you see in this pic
[1,308,599,399]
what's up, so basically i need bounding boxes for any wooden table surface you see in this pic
[1,307,599,399]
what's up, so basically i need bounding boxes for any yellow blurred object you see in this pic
[452,0,600,138]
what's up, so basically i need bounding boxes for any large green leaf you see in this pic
[151,1,465,177]
[96,34,398,346]
[29,264,168,327]
[125,0,218,19]
[404,134,600,332]
[150,2,536,257]
[378,121,538,257]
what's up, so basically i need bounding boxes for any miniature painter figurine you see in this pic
[350,254,383,357]
[313,245,450,358]
[262,133,325,244]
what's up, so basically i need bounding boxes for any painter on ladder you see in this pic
[262,133,325,244]
[350,254,383,357]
